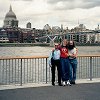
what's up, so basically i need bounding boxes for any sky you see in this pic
[0,0,100,29]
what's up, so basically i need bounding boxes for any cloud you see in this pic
[10,0,33,1]
[47,0,74,4]
[0,0,100,29]
[0,0,11,27]
[47,0,100,10]
[8,0,53,28]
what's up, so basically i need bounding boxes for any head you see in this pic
[68,41,75,50]
[54,43,59,49]
[62,39,68,46]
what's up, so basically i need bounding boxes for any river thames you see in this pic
[0,46,100,57]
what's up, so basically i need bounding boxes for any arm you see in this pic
[48,50,53,67]
[69,48,78,58]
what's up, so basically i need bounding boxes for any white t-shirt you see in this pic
[68,48,77,59]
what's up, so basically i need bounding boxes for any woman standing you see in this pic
[68,41,78,84]
[60,39,71,86]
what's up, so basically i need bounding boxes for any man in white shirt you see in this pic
[49,43,62,86]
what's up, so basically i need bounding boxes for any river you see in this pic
[0,46,100,57]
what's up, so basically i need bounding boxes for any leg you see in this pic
[65,58,70,81]
[60,58,66,81]
[65,58,71,86]
[51,60,56,85]
[69,60,73,82]
[56,60,62,85]
[72,63,77,81]
[71,59,77,84]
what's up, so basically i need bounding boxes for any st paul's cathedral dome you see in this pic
[3,5,18,28]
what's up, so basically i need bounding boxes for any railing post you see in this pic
[46,58,47,83]
[20,59,22,86]
[90,57,92,81]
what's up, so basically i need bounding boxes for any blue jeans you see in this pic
[69,58,78,82]
[60,58,70,81]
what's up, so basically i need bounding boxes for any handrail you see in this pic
[0,56,48,60]
[0,55,100,60]
[0,55,100,85]
[77,55,100,57]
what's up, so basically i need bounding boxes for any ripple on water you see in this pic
[0,46,99,57]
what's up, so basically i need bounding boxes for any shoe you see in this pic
[52,82,55,86]
[62,81,66,86]
[72,82,76,84]
[58,83,62,86]
[70,81,76,85]
[66,80,71,86]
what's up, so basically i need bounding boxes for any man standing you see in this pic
[49,43,62,86]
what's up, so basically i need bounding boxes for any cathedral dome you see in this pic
[5,6,16,19]
[3,5,18,28]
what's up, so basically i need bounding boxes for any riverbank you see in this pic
[0,43,50,47]
[76,43,100,46]
[0,43,100,47]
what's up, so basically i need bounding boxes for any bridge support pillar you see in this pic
[50,41,54,47]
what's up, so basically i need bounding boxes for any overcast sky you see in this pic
[0,0,100,29]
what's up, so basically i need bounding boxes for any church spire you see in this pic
[9,5,12,11]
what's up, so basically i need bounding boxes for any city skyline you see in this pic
[0,0,100,29]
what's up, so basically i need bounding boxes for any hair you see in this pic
[68,41,76,50]
[61,39,68,48]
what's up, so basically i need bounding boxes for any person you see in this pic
[59,39,71,86]
[68,41,78,84]
[49,43,62,86]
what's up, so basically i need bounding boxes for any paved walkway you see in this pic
[0,79,100,100]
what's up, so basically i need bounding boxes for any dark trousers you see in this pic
[51,59,61,84]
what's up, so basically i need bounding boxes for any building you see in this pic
[0,28,9,43]
[0,5,21,43]
[3,5,18,28]
[26,22,32,28]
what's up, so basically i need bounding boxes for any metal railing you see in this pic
[0,55,100,85]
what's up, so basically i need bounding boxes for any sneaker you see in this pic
[70,80,76,85]
[66,80,71,86]
[72,82,76,84]
[52,82,55,86]
[70,81,76,85]
[62,81,66,86]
